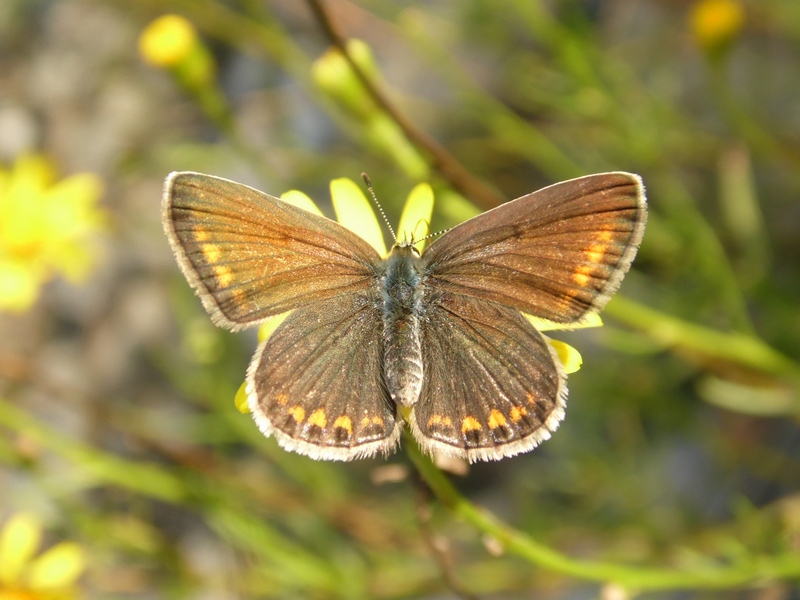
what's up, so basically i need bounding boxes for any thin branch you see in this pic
[306,0,506,211]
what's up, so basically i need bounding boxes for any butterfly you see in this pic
[162,172,646,462]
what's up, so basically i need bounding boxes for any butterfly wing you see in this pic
[163,172,382,330]
[410,172,646,460]
[247,292,401,460]
[421,172,647,324]
[409,292,566,462]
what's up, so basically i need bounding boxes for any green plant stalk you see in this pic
[0,397,186,502]
[0,397,351,593]
[404,431,800,591]
[605,296,800,391]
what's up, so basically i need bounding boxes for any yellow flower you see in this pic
[0,512,86,599]
[234,179,583,412]
[138,15,216,91]
[690,0,745,55]
[0,155,105,313]
[138,14,198,68]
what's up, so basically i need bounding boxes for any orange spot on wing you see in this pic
[288,405,305,423]
[213,265,233,287]
[427,414,453,428]
[308,408,327,428]
[202,243,221,263]
[461,416,482,433]
[360,415,385,429]
[334,415,353,435]
[571,264,593,286]
[582,230,615,265]
[584,242,607,264]
[509,405,528,422]
[487,409,507,430]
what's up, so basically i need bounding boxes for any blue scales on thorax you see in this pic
[381,243,425,407]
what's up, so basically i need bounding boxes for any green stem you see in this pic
[605,296,800,392]
[0,397,346,591]
[404,432,800,591]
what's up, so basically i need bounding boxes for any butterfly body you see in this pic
[381,243,426,408]
[163,171,647,462]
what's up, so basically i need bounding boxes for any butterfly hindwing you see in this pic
[421,172,647,325]
[247,293,402,461]
[409,292,567,462]
[163,172,381,330]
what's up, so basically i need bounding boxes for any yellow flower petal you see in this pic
[280,190,324,217]
[257,311,291,343]
[0,513,42,584]
[0,261,45,312]
[330,178,386,256]
[48,246,94,284]
[0,155,106,313]
[0,168,10,196]
[549,339,583,374]
[8,155,55,193]
[139,15,198,68]
[44,173,105,238]
[525,312,604,332]
[26,541,85,590]
[234,381,250,414]
[397,183,434,250]
[0,591,35,599]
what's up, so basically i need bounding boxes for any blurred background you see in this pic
[0,0,799,598]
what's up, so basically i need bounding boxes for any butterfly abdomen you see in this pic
[381,245,425,407]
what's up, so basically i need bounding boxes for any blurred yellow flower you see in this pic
[0,155,105,313]
[138,14,197,68]
[690,0,744,54]
[235,179,583,412]
[0,512,86,599]
[312,40,429,179]
[138,15,216,93]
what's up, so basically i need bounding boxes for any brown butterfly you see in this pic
[163,172,646,462]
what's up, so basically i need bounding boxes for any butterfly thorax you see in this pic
[381,244,425,407]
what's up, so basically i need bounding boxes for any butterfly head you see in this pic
[391,237,423,258]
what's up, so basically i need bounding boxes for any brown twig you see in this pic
[306,0,506,211]
[415,475,481,600]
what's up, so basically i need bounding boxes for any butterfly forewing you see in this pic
[163,172,381,330]
[247,292,402,460]
[421,173,647,325]
[410,292,566,462]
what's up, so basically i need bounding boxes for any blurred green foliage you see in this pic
[1,0,799,598]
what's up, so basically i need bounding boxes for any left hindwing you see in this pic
[421,172,647,325]
[409,292,567,462]
[247,292,402,461]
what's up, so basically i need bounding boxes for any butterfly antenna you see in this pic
[362,173,396,242]
[417,225,452,244]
